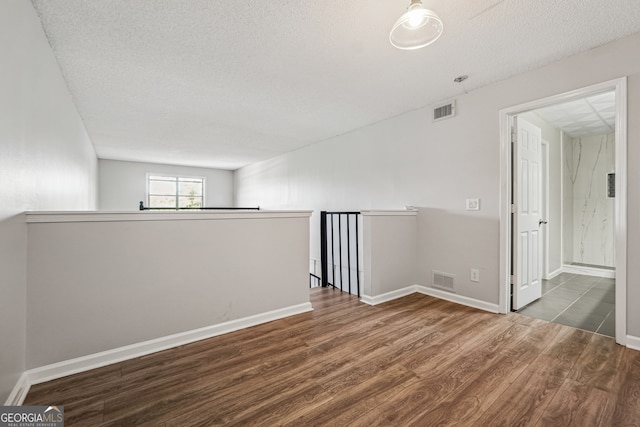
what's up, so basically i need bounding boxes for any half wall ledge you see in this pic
[24,209,313,372]
[25,210,313,223]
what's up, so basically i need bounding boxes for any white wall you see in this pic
[99,159,234,211]
[563,131,574,264]
[26,211,310,369]
[566,133,616,267]
[235,32,640,336]
[0,1,97,403]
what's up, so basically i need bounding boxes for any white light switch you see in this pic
[466,198,480,211]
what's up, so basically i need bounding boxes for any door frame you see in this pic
[499,77,627,346]
[541,139,550,280]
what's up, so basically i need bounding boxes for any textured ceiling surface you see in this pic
[535,91,616,138]
[31,0,640,170]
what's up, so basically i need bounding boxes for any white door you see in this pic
[512,117,543,310]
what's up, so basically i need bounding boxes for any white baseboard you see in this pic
[545,267,563,280]
[563,264,615,279]
[360,286,417,306]
[361,285,499,314]
[27,302,313,386]
[627,335,640,352]
[4,372,30,406]
[416,286,500,313]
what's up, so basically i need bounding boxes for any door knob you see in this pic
[539,219,548,226]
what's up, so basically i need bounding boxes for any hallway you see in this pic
[517,273,615,337]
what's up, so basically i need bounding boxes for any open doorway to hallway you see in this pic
[499,77,627,346]
[513,91,617,337]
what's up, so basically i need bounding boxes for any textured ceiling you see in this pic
[535,91,616,138]
[31,0,640,170]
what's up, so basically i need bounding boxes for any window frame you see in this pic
[146,173,206,209]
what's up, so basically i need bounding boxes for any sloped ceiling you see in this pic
[31,0,640,170]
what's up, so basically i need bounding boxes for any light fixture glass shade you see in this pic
[390,1,443,50]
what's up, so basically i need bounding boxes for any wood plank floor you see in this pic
[25,288,640,426]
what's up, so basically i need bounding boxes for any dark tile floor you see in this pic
[517,272,615,337]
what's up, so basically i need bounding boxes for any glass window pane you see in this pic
[179,181,203,196]
[147,175,205,209]
[149,180,176,195]
[179,196,202,208]
[149,195,176,208]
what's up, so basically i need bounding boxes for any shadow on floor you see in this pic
[517,272,615,337]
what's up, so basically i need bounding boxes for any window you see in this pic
[147,175,205,208]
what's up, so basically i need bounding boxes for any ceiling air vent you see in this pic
[433,100,456,122]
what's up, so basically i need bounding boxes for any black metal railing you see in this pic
[309,273,322,288]
[320,211,361,297]
[139,201,260,211]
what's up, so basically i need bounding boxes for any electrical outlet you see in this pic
[466,198,480,211]
[470,269,480,282]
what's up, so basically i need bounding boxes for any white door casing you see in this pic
[512,117,543,310]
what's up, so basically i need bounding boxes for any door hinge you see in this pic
[511,132,517,144]
[510,274,516,285]
[511,204,517,214]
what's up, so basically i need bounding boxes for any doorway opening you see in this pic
[518,272,615,336]
[499,78,627,345]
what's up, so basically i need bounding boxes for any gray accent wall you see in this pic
[26,212,311,369]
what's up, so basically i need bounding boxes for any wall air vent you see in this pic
[433,100,456,122]
[432,270,455,291]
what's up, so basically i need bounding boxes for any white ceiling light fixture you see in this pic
[389,0,444,50]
